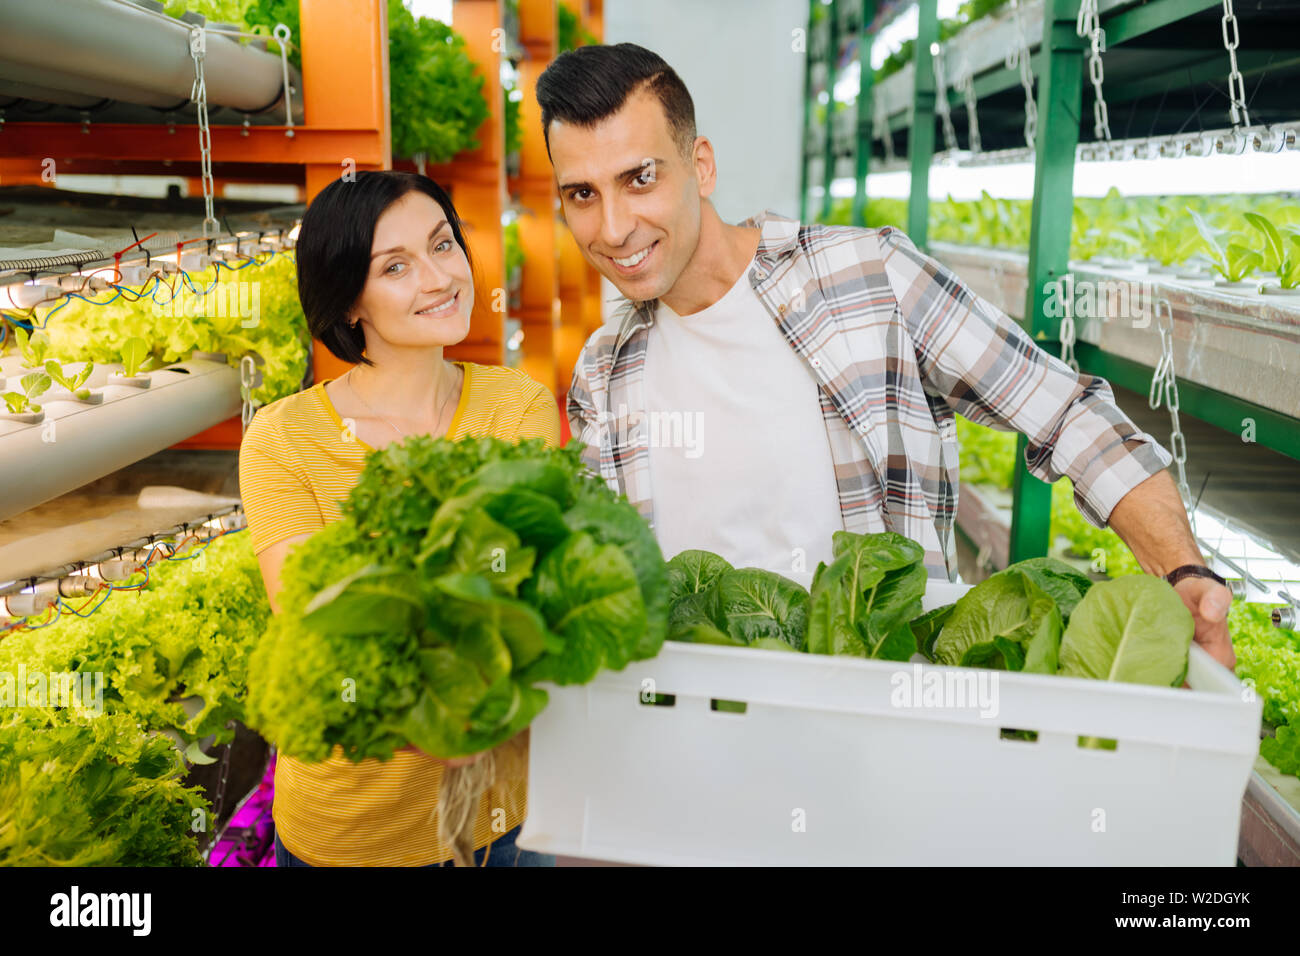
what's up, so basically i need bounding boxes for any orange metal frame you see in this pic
[514,0,560,391]
[432,0,508,369]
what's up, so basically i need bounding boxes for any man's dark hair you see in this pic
[295,170,473,368]
[535,43,696,159]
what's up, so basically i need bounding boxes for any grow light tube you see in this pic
[1,281,62,310]
[1193,505,1300,621]
[954,146,1034,167]
[1073,124,1299,163]
[0,509,246,607]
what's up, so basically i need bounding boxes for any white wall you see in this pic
[604,0,807,224]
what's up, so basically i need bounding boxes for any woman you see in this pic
[239,171,560,867]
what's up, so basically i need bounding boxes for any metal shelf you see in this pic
[927,241,1300,454]
[953,378,1300,566]
[802,0,1300,543]
[0,183,302,281]
[853,0,1300,156]
[1240,762,1300,867]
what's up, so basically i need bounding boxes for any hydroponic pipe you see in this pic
[0,0,305,122]
[0,359,241,522]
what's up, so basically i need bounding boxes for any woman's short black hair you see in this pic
[295,170,473,367]
[535,43,696,159]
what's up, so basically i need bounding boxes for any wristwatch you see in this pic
[1164,564,1226,588]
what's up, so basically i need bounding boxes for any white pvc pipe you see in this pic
[0,358,241,522]
[0,0,304,120]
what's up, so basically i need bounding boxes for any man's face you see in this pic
[548,87,704,301]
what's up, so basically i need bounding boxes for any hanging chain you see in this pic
[1058,273,1079,372]
[873,84,896,163]
[189,26,218,237]
[1077,0,1112,141]
[240,355,257,435]
[274,24,296,137]
[1148,299,1194,526]
[1007,0,1037,148]
[931,45,959,154]
[1220,0,1251,128]
[956,57,982,154]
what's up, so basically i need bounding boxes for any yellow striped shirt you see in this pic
[237,362,561,866]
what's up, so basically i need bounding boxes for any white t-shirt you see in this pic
[643,266,845,575]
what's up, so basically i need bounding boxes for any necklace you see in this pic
[345,364,461,441]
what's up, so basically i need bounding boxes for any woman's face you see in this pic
[351,190,474,351]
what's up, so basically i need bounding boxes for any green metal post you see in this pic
[906,0,938,248]
[820,0,841,222]
[852,0,878,227]
[799,1,816,223]
[1009,0,1086,566]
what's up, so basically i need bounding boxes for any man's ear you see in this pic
[693,135,717,199]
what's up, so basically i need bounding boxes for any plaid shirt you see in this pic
[566,210,1172,580]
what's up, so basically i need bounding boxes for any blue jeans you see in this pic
[274,824,555,867]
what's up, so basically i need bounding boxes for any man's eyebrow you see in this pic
[558,158,666,193]
[370,220,449,259]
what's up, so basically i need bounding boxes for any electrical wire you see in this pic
[0,525,247,638]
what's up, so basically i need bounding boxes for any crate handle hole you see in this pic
[640,692,676,707]
[1077,735,1119,751]
[710,699,748,715]
[999,728,1039,742]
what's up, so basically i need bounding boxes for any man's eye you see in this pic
[571,189,592,202]
[634,170,654,187]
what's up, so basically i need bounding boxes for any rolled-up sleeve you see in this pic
[565,341,605,479]
[878,226,1173,529]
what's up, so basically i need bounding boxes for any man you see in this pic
[535,43,1235,668]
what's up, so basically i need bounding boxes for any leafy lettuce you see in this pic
[246,437,668,762]
[664,551,808,651]
[807,532,927,660]
[1230,600,1300,779]
[0,709,207,866]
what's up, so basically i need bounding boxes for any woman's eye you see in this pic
[385,261,405,275]
[434,239,453,253]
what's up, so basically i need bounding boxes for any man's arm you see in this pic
[875,227,1236,668]
[1106,458,1235,668]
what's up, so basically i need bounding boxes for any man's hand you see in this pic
[1172,575,1236,670]
[1106,468,1238,671]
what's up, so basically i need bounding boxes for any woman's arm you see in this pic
[253,532,315,616]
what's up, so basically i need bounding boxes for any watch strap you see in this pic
[1164,564,1226,588]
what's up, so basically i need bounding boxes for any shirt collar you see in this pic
[611,209,804,349]
[740,209,802,268]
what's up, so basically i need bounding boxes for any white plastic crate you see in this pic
[517,581,1263,865]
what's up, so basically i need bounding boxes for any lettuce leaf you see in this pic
[807,531,926,660]
[931,569,1063,671]
[248,437,665,760]
[1057,575,1193,686]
